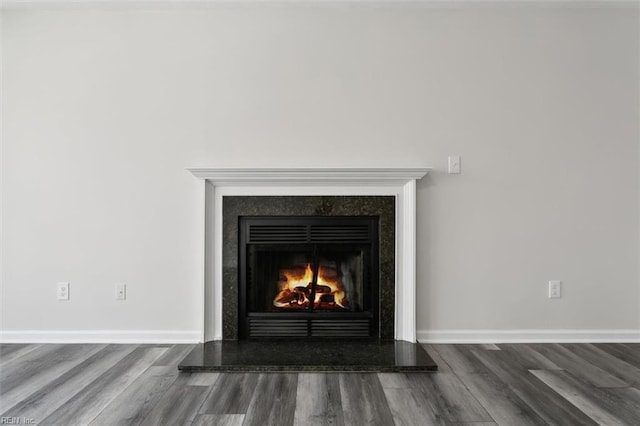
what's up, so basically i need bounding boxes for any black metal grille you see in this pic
[247,220,372,244]
[248,319,308,337]
[248,318,371,338]
[311,319,370,337]
[248,225,307,242]
[310,225,369,242]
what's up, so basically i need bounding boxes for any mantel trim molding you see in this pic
[187,168,430,182]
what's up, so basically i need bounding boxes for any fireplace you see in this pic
[239,216,379,339]
[187,167,430,343]
[180,168,437,371]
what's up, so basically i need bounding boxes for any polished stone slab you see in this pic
[178,340,437,372]
[222,196,396,340]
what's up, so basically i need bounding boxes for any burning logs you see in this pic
[273,282,343,309]
[319,294,335,303]
[273,263,349,310]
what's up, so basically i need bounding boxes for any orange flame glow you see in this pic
[273,263,349,310]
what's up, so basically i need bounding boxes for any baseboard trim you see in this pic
[0,330,202,344]
[417,329,640,344]
[3,329,638,344]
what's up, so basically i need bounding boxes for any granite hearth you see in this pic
[178,339,437,372]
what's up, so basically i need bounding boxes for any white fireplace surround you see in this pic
[188,168,430,343]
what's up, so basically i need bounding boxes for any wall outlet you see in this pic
[548,280,562,299]
[115,283,126,301]
[448,155,461,174]
[57,282,70,301]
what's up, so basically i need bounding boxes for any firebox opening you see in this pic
[239,216,380,339]
[250,248,366,313]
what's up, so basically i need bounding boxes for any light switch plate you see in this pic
[448,156,461,174]
[115,283,126,301]
[548,280,562,299]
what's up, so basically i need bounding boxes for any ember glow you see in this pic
[273,263,348,310]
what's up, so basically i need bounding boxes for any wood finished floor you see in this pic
[1,343,639,425]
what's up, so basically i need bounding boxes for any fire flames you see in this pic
[273,263,348,310]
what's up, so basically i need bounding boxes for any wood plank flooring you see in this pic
[1,343,640,425]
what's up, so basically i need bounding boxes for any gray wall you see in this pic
[2,2,638,340]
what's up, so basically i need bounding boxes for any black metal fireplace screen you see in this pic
[239,216,379,339]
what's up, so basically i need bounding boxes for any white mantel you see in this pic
[189,168,429,182]
[188,167,430,342]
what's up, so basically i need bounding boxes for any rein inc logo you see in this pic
[0,418,35,425]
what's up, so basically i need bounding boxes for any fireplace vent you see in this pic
[248,319,308,337]
[311,319,370,337]
[248,222,371,244]
[248,317,371,338]
[248,225,307,243]
[309,225,369,242]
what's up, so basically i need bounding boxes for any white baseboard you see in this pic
[417,329,640,344]
[0,330,202,344]
[3,329,638,344]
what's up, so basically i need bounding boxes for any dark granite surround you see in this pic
[178,340,437,372]
[223,196,395,340]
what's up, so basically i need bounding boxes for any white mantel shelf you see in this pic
[187,168,430,182]
[189,167,430,343]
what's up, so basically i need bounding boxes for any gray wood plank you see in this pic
[0,344,26,351]
[531,369,640,425]
[594,343,640,371]
[530,343,629,388]
[89,364,180,425]
[0,344,106,412]
[561,343,640,387]
[244,373,297,426]
[499,344,561,370]
[408,372,493,424]
[422,344,453,373]
[430,345,488,374]
[377,372,413,389]
[192,414,244,426]
[0,345,42,367]
[456,372,547,426]
[138,374,210,426]
[188,372,220,386]
[449,423,497,425]
[339,373,395,426]
[152,344,195,367]
[608,387,640,412]
[470,348,598,425]
[481,344,500,350]
[0,344,91,391]
[199,373,259,414]
[382,387,441,425]
[40,346,166,425]
[1,344,136,421]
[294,373,344,426]
[0,344,62,366]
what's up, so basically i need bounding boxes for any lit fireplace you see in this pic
[274,263,349,310]
[239,216,378,338]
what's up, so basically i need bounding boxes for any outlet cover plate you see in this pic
[57,282,70,301]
